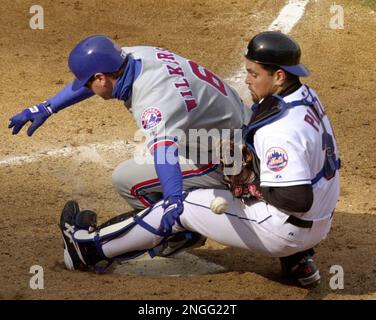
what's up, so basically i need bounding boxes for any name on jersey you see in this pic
[266,147,288,172]
[141,107,163,130]
[304,95,326,133]
[155,47,198,112]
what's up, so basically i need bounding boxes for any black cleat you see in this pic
[59,200,90,271]
[280,253,321,288]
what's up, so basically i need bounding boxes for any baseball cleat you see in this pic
[59,200,90,271]
[281,255,321,288]
[293,257,321,287]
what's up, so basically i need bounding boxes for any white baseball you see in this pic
[210,197,228,215]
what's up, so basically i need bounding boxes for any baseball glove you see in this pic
[219,140,262,200]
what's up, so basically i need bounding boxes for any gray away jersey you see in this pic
[122,46,252,159]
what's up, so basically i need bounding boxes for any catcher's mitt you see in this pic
[219,140,262,200]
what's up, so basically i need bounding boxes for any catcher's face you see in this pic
[245,59,285,103]
[85,73,115,100]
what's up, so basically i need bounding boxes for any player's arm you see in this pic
[261,184,313,212]
[8,82,94,136]
[137,92,189,235]
[149,138,184,235]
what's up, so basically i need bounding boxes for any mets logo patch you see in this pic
[141,107,162,130]
[266,147,288,172]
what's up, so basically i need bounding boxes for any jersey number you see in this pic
[304,99,337,181]
[188,61,228,96]
[322,132,337,180]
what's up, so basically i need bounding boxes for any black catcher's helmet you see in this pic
[245,31,309,77]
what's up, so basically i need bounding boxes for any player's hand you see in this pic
[246,179,264,200]
[158,196,184,236]
[9,102,53,136]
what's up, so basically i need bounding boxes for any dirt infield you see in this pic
[0,0,375,299]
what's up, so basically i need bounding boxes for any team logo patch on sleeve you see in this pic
[266,147,288,172]
[141,107,163,130]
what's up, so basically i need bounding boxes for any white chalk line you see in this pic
[0,140,135,167]
[0,0,309,168]
[228,0,310,98]
[269,0,309,34]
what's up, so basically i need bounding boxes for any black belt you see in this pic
[286,215,313,228]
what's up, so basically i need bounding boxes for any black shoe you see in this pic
[280,249,321,287]
[152,231,207,258]
[59,200,89,271]
[286,257,321,287]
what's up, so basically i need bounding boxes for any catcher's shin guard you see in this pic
[60,202,161,272]
[60,200,202,272]
[97,210,138,229]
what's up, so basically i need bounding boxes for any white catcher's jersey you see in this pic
[254,85,340,220]
[122,46,251,155]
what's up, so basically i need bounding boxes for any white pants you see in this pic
[101,189,332,259]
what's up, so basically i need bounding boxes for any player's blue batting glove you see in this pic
[158,196,184,236]
[8,102,53,136]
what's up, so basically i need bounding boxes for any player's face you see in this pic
[245,59,279,103]
[86,73,114,100]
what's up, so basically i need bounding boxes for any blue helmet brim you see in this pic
[280,64,310,77]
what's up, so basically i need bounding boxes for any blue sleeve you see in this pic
[48,82,94,113]
[154,144,183,200]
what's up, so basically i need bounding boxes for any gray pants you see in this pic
[112,155,226,210]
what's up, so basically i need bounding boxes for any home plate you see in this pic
[113,252,226,277]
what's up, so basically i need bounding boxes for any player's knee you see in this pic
[111,169,122,191]
[112,163,130,193]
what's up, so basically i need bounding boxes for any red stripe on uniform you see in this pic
[149,140,177,154]
[178,162,215,177]
[130,162,217,207]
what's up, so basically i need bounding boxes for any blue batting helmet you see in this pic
[68,35,127,90]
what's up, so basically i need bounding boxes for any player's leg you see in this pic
[59,190,328,288]
[180,189,331,256]
[111,155,225,257]
[178,189,287,254]
[111,156,161,210]
[111,155,226,210]
[180,189,330,287]
[60,196,212,272]
[60,190,302,271]
[60,188,289,272]
[59,199,167,271]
